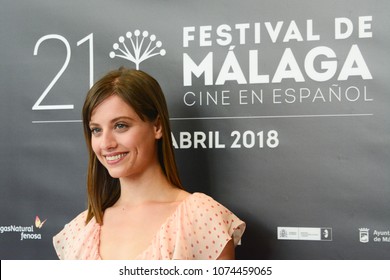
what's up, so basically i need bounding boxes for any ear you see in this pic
[153,116,163,140]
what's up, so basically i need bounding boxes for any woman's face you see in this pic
[89,94,162,179]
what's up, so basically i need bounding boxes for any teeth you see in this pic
[105,153,127,161]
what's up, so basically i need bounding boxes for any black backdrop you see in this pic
[1,0,389,259]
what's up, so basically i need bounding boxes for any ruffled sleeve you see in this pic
[53,211,101,260]
[141,192,245,260]
[185,193,244,259]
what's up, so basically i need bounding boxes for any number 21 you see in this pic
[32,33,94,110]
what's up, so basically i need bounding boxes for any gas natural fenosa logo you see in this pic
[35,216,47,229]
[0,215,47,241]
[109,29,166,70]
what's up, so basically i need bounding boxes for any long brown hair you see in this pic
[82,68,183,224]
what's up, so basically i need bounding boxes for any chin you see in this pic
[106,170,123,179]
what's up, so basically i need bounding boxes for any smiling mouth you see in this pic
[105,153,128,162]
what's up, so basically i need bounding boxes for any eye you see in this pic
[114,122,129,131]
[90,127,102,136]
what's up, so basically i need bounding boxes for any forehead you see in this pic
[90,95,139,122]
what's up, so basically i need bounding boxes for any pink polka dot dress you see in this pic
[53,193,245,260]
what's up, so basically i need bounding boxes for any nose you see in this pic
[100,131,117,151]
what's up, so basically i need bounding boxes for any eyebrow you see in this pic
[89,116,135,127]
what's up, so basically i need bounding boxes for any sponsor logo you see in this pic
[361,228,390,243]
[277,227,332,241]
[0,216,47,241]
[35,216,47,229]
[359,228,370,243]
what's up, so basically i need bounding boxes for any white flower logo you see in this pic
[109,29,166,70]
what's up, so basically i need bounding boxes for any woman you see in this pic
[53,68,245,259]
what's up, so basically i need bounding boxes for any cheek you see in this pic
[90,138,100,155]
[128,129,150,147]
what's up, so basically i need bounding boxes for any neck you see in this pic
[116,165,177,207]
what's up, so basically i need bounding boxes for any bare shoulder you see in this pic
[173,189,191,202]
